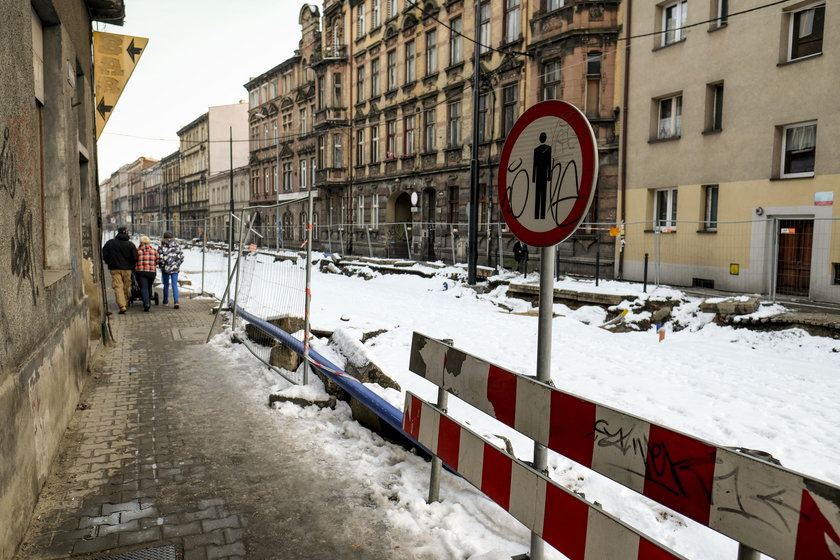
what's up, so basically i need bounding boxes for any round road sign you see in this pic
[498,100,599,247]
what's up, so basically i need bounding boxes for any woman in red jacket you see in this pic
[135,236,160,312]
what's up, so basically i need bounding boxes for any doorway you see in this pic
[776,219,813,297]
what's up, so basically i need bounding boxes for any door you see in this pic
[776,219,813,297]
[424,188,436,261]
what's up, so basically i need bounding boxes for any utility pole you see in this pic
[467,0,481,285]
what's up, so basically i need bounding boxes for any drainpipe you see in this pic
[618,0,632,279]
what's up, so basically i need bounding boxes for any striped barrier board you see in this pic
[403,392,688,560]
[408,332,840,560]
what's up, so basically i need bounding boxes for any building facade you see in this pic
[0,1,124,557]
[243,0,623,267]
[245,4,320,249]
[177,113,209,238]
[621,0,839,302]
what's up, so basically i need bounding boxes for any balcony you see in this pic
[314,107,348,128]
[311,45,348,66]
[315,167,348,186]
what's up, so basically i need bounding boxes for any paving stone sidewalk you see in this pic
[14,290,401,560]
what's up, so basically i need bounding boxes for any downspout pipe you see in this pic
[618,0,632,279]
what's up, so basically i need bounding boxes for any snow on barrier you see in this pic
[407,332,840,560]
[403,392,687,559]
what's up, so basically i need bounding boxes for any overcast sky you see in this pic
[95,0,307,180]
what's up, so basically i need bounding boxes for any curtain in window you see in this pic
[787,124,816,151]
[799,8,815,37]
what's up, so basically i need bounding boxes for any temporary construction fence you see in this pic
[405,332,840,560]
[621,218,840,304]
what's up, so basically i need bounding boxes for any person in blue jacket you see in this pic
[158,232,185,309]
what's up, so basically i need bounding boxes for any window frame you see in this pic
[788,3,825,62]
[657,94,683,140]
[703,185,719,231]
[371,124,380,163]
[356,129,366,166]
[502,83,518,136]
[447,100,462,147]
[425,29,438,75]
[387,49,397,91]
[662,0,688,47]
[405,39,416,83]
[504,0,522,44]
[386,119,397,158]
[423,108,436,152]
[780,121,817,179]
[371,58,381,96]
[403,113,416,155]
[479,2,491,54]
[449,17,463,65]
[654,188,679,232]
[357,66,365,102]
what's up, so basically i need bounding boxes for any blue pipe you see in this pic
[232,304,404,433]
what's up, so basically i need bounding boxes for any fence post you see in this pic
[643,253,649,293]
[366,226,373,258]
[427,387,449,503]
[404,223,412,261]
[201,218,206,296]
[450,225,457,265]
[595,245,601,287]
[770,217,779,303]
[327,227,333,254]
[497,224,504,271]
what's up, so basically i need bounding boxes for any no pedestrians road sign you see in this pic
[498,101,599,247]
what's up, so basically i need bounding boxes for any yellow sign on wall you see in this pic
[93,32,148,139]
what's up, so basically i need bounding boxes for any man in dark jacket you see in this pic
[102,226,138,314]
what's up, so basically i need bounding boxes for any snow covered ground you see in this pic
[179,247,840,560]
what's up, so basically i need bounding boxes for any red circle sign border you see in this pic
[497,100,599,247]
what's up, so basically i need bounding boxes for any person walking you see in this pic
[158,232,184,309]
[135,236,159,312]
[102,226,137,314]
[513,240,529,275]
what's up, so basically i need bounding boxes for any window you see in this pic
[251,168,260,197]
[547,0,563,11]
[655,188,678,231]
[270,81,277,99]
[788,4,825,61]
[317,76,325,109]
[372,0,381,28]
[371,59,380,96]
[318,135,325,169]
[372,194,380,228]
[356,67,365,103]
[333,133,343,167]
[311,157,316,186]
[703,185,718,231]
[300,159,307,189]
[357,4,366,39]
[781,122,817,178]
[300,108,307,135]
[272,165,278,193]
[450,17,463,65]
[371,124,380,163]
[283,161,293,191]
[542,61,560,100]
[333,72,342,106]
[424,108,436,151]
[358,195,365,225]
[282,113,291,136]
[706,82,724,132]
[426,30,438,75]
[264,168,270,194]
[447,100,461,147]
[405,40,416,83]
[479,2,491,54]
[657,94,682,139]
[587,52,601,76]
[387,0,397,19]
[448,185,459,224]
[404,114,416,155]
[503,84,518,136]
[356,129,365,166]
[387,49,397,90]
[478,93,489,142]
[715,0,728,27]
[662,0,688,46]
[505,0,521,44]
[386,119,397,158]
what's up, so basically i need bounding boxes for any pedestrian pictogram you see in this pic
[498,101,599,247]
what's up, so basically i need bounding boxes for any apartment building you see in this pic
[161,150,180,232]
[177,113,209,237]
[140,159,163,228]
[621,0,839,302]
[243,1,622,265]
[0,1,125,556]
[245,4,320,249]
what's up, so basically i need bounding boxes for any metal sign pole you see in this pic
[303,187,314,386]
[529,244,556,560]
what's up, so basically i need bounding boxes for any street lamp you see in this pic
[255,111,281,249]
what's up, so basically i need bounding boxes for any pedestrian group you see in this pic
[102,228,184,314]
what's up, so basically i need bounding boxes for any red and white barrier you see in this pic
[404,392,688,560]
[408,332,840,560]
